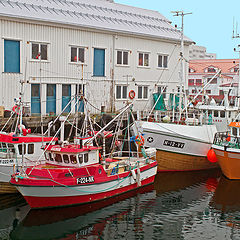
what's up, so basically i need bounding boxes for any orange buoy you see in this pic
[226,133,230,142]
[207,148,218,163]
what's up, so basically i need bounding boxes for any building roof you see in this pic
[189,59,239,73]
[0,0,193,43]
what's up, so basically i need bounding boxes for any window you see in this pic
[117,50,129,65]
[116,85,127,99]
[63,155,69,164]
[234,67,239,73]
[196,79,202,86]
[158,55,168,68]
[49,153,54,161]
[138,86,148,99]
[55,154,62,162]
[188,79,194,86]
[28,144,34,154]
[84,153,89,163]
[93,48,105,76]
[206,90,211,94]
[219,90,224,95]
[157,86,167,98]
[208,67,216,73]
[214,110,219,117]
[220,111,225,118]
[233,127,237,136]
[70,46,85,63]
[207,78,217,84]
[18,144,26,155]
[138,52,149,67]
[4,39,20,73]
[192,89,197,94]
[70,155,77,164]
[32,43,48,60]
[78,154,83,164]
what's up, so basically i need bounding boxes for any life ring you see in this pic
[129,90,135,99]
[136,135,144,146]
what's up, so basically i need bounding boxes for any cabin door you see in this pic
[31,84,41,115]
[46,84,56,115]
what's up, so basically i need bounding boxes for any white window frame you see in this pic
[116,85,128,100]
[138,86,148,99]
[116,50,129,66]
[138,52,150,67]
[157,86,167,99]
[69,45,87,64]
[30,42,49,62]
[157,54,168,69]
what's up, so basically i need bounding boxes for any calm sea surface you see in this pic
[1,169,240,240]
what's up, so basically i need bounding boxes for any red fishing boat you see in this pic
[10,104,157,208]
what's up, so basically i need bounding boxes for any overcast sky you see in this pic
[115,0,240,59]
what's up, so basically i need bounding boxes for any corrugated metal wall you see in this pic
[0,18,189,115]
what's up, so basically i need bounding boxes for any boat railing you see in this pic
[137,109,213,126]
[213,132,240,149]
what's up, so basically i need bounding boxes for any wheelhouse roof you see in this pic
[45,144,101,153]
[0,0,193,43]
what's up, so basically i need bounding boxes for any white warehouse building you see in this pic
[0,0,193,116]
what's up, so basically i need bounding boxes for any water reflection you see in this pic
[3,169,240,240]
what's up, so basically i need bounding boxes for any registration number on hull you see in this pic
[77,176,95,184]
[163,140,185,149]
[0,159,14,165]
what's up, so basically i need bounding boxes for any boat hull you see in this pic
[213,145,240,180]
[136,122,218,171]
[12,163,157,209]
[156,150,218,172]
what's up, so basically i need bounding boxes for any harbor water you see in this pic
[1,169,240,240]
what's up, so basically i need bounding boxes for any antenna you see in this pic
[233,17,240,39]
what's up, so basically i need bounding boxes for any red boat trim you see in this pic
[11,162,157,187]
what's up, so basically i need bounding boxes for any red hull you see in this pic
[23,176,155,209]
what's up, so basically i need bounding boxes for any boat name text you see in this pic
[0,159,14,165]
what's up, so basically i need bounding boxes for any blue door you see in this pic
[93,48,105,76]
[62,84,71,113]
[4,40,20,73]
[47,84,56,114]
[75,84,84,113]
[31,84,41,115]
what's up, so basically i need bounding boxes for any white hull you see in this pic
[136,121,217,157]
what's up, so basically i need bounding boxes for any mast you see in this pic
[232,19,240,107]
[172,11,192,121]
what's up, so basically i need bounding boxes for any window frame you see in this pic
[138,52,150,67]
[70,45,87,64]
[138,86,148,100]
[116,50,129,66]
[30,42,49,61]
[157,54,168,69]
[116,85,128,100]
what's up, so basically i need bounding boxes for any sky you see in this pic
[115,0,240,59]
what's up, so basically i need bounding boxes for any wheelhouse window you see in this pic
[214,110,219,117]
[78,154,83,164]
[138,86,148,99]
[32,43,48,60]
[70,46,85,63]
[28,144,34,154]
[116,85,127,99]
[63,154,69,164]
[233,127,237,136]
[117,50,129,65]
[220,111,225,118]
[84,153,89,163]
[208,67,216,73]
[207,78,217,84]
[158,54,168,68]
[18,144,26,155]
[55,154,62,163]
[70,155,77,164]
[138,52,149,67]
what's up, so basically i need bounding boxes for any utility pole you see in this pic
[171,11,192,121]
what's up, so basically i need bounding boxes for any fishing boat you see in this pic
[0,94,57,194]
[212,121,240,180]
[10,104,157,209]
